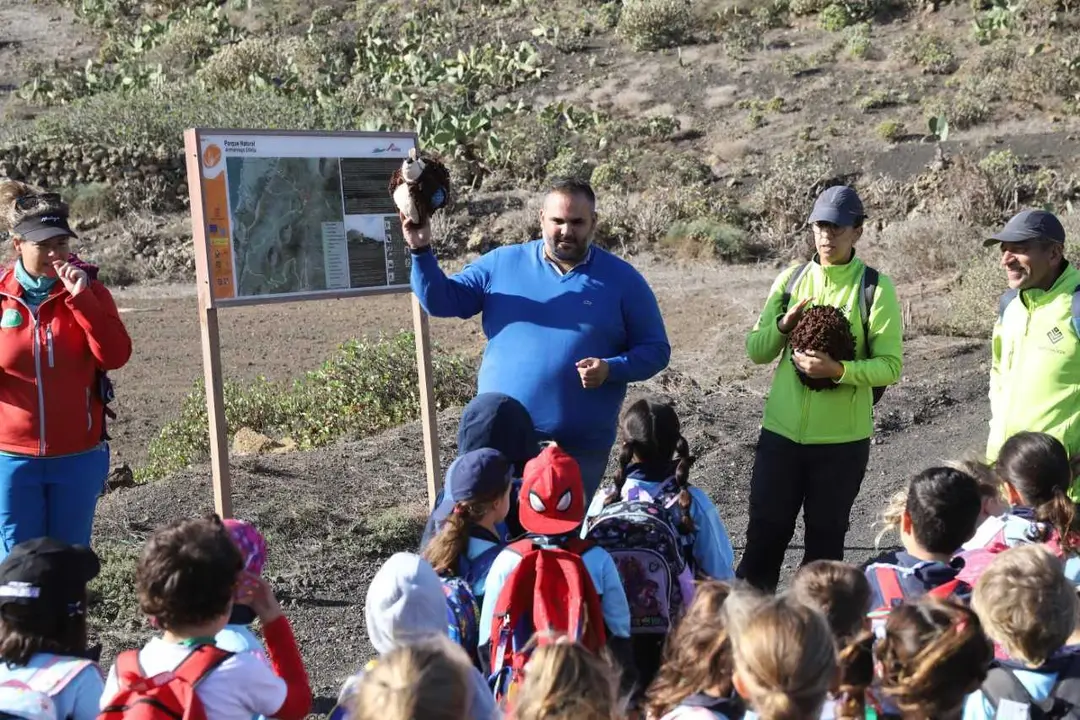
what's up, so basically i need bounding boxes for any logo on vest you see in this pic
[0,308,22,329]
[1049,326,1065,344]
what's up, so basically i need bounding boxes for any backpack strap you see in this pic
[115,649,145,687]
[1045,652,1080,717]
[172,645,233,689]
[860,266,878,359]
[25,656,96,697]
[981,665,1038,713]
[998,288,1020,323]
[780,263,811,313]
[1072,285,1080,341]
[463,543,505,585]
[927,578,963,600]
[561,537,594,557]
[872,566,905,609]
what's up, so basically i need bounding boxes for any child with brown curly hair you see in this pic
[869,598,992,720]
[99,516,311,720]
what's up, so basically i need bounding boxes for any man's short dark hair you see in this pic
[905,467,982,555]
[137,515,243,630]
[546,177,596,209]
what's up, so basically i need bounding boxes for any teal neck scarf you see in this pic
[14,258,57,309]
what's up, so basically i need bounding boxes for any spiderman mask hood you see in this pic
[518,444,586,536]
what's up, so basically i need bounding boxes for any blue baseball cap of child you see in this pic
[808,185,866,227]
[430,448,513,528]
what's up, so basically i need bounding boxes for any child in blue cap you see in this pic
[423,447,514,600]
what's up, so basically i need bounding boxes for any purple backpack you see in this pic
[584,483,697,635]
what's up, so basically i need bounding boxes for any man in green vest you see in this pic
[985,209,1080,497]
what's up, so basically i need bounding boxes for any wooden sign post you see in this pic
[183,128,442,518]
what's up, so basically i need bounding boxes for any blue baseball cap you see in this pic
[808,185,866,227]
[984,209,1066,247]
[430,448,512,528]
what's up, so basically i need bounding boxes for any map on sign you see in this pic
[195,132,416,302]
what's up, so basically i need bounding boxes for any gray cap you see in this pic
[808,185,866,227]
[984,209,1066,247]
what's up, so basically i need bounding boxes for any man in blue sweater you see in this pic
[406,178,671,498]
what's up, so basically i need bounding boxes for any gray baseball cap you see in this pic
[984,209,1066,247]
[808,186,866,227]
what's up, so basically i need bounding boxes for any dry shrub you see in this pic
[143,16,221,73]
[788,306,857,390]
[746,149,836,257]
[197,38,296,91]
[861,214,980,283]
[861,174,915,223]
[617,0,695,50]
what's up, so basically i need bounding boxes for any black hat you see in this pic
[12,214,78,243]
[984,209,1066,247]
[0,538,100,616]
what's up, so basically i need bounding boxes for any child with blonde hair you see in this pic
[870,598,992,720]
[512,636,624,720]
[964,544,1080,720]
[644,581,742,720]
[728,592,836,720]
[344,635,474,720]
[790,561,874,720]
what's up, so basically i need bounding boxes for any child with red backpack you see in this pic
[478,443,634,704]
[423,448,514,667]
[957,432,1080,587]
[0,538,104,720]
[98,515,311,720]
[583,398,735,697]
[863,466,982,621]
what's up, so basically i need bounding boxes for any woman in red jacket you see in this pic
[0,182,132,560]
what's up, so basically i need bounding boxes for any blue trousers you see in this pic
[0,443,109,559]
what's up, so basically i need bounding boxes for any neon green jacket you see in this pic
[987,263,1080,496]
[746,256,904,445]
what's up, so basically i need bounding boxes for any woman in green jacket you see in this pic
[736,185,904,592]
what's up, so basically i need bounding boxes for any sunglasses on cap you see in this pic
[14,193,63,211]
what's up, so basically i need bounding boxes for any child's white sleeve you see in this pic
[98,663,119,711]
[231,653,288,717]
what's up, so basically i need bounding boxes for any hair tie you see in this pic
[955,616,969,634]
[452,505,464,515]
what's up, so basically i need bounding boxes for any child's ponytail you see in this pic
[834,631,874,720]
[605,439,635,508]
[995,431,1079,553]
[674,435,697,533]
[423,505,475,576]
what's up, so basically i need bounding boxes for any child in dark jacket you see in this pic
[864,466,982,619]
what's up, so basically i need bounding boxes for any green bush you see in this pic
[901,34,959,74]
[820,3,858,31]
[663,218,756,261]
[790,0,832,14]
[845,22,873,57]
[10,84,324,148]
[876,120,906,142]
[617,0,694,51]
[138,332,477,482]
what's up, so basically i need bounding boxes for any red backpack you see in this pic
[488,537,607,705]
[867,564,966,623]
[98,645,233,720]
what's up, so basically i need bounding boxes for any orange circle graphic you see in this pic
[203,144,222,168]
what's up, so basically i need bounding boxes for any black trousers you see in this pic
[736,429,871,593]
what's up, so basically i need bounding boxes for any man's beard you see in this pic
[546,234,592,262]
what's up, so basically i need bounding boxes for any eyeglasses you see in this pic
[14,193,63,210]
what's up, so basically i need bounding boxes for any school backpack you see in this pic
[583,481,697,636]
[782,262,886,405]
[442,544,503,669]
[866,564,967,623]
[0,656,97,720]
[488,536,606,705]
[980,654,1080,720]
[98,645,233,720]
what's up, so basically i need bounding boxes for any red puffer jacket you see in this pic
[0,265,132,456]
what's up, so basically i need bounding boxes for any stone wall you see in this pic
[0,142,189,211]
